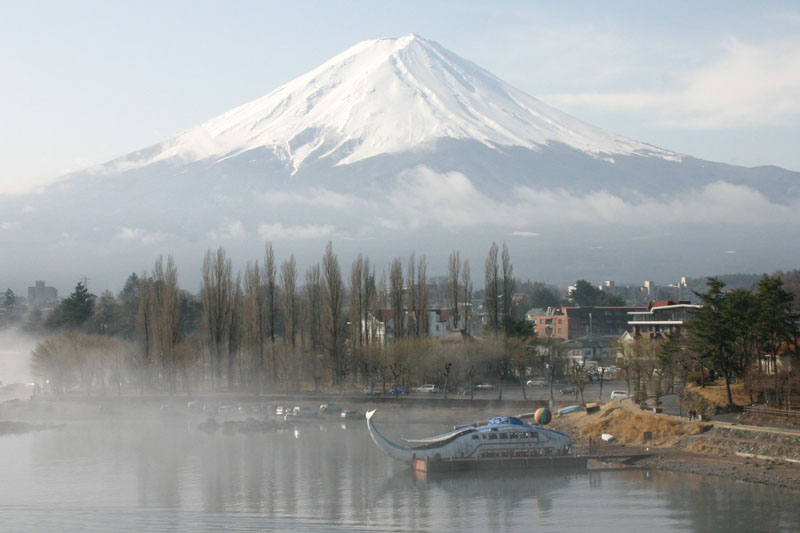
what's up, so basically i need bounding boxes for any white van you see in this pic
[610,390,628,400]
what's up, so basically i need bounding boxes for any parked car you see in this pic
[610,390,629,400]
[390,385,410,395]
[475,383,495,390]
[559,386,575,395]
[340,410,360,419]
[416,384,440,393]
[319,403,343,415]
[526,378,547,387]
[293,406,315,417]
[275,405,290,416]
[363,385,383,394]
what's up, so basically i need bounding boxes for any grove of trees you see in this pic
[26,241,544,397]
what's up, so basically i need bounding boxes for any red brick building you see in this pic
[529,305,645,340]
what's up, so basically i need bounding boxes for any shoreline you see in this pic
[633,448,800,491]
[3,394,799,491]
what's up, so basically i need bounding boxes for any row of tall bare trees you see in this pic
[32,241,528,395]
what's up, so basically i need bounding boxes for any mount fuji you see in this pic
[2,34,800,290]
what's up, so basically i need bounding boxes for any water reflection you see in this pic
[620,470,800,532]
[1,417,798,531]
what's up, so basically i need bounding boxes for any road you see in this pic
[405,380,634,403]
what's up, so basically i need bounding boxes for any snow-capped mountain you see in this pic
[2,34,800,292]
[111,34,678,175]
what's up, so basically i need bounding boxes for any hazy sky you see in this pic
[1,1,799,195]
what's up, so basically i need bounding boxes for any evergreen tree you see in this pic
[45,282,94,330]
[685,278,741,405]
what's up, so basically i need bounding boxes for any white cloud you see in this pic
[380,166,510,231]
[371,166,800,233]
[542,37,800,129]
[207,219,244,241]
[0,221,19,230]
[257,222,335,240]
[115,226,169,245]
[258,188,377,211]
[512,181,800,226]
[21,206,35,214]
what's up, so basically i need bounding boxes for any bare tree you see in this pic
[304,263,323,352]
[243,261,267,390]
[263,242,278,379]
[281,255,298,349]
[416,256,429,337]
[390,257,404,341]
[406,253,417,338]
[363,258,376,345]
[227,274,242,390]
[502,242,515,329]
[202,247,234,390]
[322,242,346,390]
[446,251,461,330]
[152,255,181,393]
[349,255,365,347]
[461,260,472,335]
[375,270,388,351]
[135,274,155,391]
[485,242,500,333]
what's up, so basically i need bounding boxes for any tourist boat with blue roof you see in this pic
[365,409,582,472]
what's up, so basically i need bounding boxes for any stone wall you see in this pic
[684,425,800,462]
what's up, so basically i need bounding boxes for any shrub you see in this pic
[687,369,712,386]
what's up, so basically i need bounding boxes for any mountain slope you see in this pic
[110,34,679,175]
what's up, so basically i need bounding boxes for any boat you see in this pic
[558,405,581,415]
[365,409,573,462]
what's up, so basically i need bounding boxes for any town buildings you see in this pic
[628,300,701,339]
[528,305,646,341]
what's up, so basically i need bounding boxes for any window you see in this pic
[489,433,498,440]
[558,328,563,334]
[472,434,479,440]
[499,433,508,440]
[509,432,519,439]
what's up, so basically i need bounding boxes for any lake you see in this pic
[0,409,798,532]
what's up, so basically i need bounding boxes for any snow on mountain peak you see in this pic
[115,34,679,173]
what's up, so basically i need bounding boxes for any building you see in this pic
[27,280,58,306]
[561,336,617,366]
[628,300,701,338]
[529,305,646,340]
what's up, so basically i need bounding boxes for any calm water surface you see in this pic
[0,415,798,532]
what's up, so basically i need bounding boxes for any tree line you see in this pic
[616,275,800,411]
[28,242,532,396]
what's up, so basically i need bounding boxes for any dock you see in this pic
[411,446,653,478]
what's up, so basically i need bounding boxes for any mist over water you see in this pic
[0,327,36,385]
[0,409,798,532]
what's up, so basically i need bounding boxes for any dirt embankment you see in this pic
[550,401,800,491]
[549,402,710,447]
